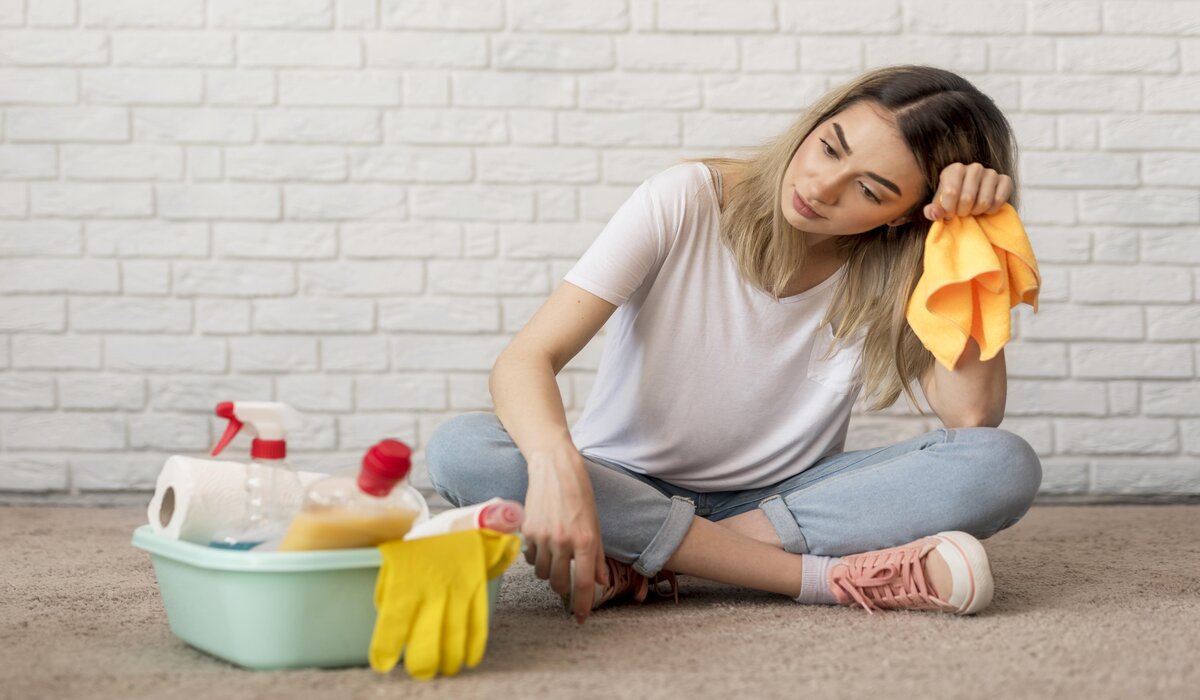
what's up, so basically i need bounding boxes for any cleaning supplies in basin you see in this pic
[208,401,306,550]
[404,497,524,541]
[278,439,430,552]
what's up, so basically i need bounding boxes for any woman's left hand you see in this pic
[923,162,1013,221]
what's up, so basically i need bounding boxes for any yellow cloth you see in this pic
[369,529,520,680]
[906,203,1041,372]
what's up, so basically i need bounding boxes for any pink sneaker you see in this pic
[560,557,680,612]
[828,531,995,616]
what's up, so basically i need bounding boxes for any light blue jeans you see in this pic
[425,411,1042,578]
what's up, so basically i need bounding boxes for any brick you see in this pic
[253,299,374,332]
[685,112,795,148]
[1028,0,1100,34]
[988,37,1055,72]
[72,454,163,491]
[1008,114,1056,151]
[379,297,500,332]
[1022,226,1090,263]
[60,375,145,410]
[1144,383,1200,416]
[230,337,320,372]
[7,107,128,142]
[284,184,405,220]
[1102,1,1200,35]
[349,146,472,183]
[147,375,272,411]
[338,0,378,29]
[1107,381,1140,416]
[1185,419,1200,455]
[1004,341,1069,378]
[279,71,400,106]
[1143,229,1200,264]
[413,185,534,222]
[1092,461,1200,494]
[1147,305,1200,340]
[355,375,447,410]
[536,187,577,221]
[82,0,204,28]
[1059,37,1179,73]
[339,415,418,454]
[0,297,65,332]
[86,221,207,257]
[12,335,101,369]
[70,297,191,333]
[392,333,513,370]
[214,223,337,259]
[133,107,255,144]
[0,260,118,293]
[1019,304,1143,340]
[618,36,738,72]
[428,260,547,295]
[382,0,503,30]
[32,183,153,218]
[300,261,422,296]
[83,69,203,105]
[158,184,279,220]
[174,261,295,297]
[130,413,210,451]
[63,144,183,181]
[122,260,171,296]
[277,375,354,412]
[0,375,55,409]
[212,0,331,28]
[400,71,450,106]
[1078,190,1199,226]
[452,73,573,109]
[238,32,358,68]
[0,69,75,105]
[226,146,348,182]
[1058,418,1179,455]
[275,414,337,450]
[0,455,67,491]
[705,75,826,112]
[3,412,126,450]
[385,108,505,145]
[1074,263,1193,302]
[112,31,234,67]
[196,299,251,335]
[864,37,987,71]
[1091,228,1140,263]
[261,108,380,144]
[1102,115,1200,150]
[905,0,1024,34]
[1058,115,1098,151]
[448,373,494,410]
[1071,343,1194,379]
[1144,76,1200,112]
[341,221,461,258]
[322,336,389,372]
[1021,76,1140,113]
[206,71,275,106]
[30,0,76,27]
[781,0,900,33]
[494,35,614,71]
[106,336,225,373]
[1004,380,1107,415]
[798,37,861,72]
[364,33,487,68]
[1036,459,1090,495]
[0,30,108,64]
[658,0,774,31]
[1020,152,1138,187]
[508,0,628,32]
[1143,153,1200,187]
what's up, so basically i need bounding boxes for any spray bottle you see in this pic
[209,401,305,550]
[277,439,430,552]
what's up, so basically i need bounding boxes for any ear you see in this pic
[887,215,910,227]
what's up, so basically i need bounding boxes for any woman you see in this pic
[425,65,1042,625]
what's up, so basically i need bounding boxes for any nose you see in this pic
[808,177,838,207]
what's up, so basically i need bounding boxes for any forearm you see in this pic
[489,352,577,464]
[928,338,1007,428]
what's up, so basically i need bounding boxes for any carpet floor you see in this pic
[1,504,1197,700]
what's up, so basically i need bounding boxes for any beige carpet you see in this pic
[1,504,1198,700]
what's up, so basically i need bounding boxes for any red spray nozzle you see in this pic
[357,439,413,497]
[211,401,243,457]
[478,501,524,533]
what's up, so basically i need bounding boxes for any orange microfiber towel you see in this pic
[906,203,1041,373]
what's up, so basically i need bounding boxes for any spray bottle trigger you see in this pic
[211,401,243,457]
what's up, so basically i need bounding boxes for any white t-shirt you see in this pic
[563,162,867,491]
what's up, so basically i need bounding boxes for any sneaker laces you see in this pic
[597,559,680,607]
[829,540,948,616]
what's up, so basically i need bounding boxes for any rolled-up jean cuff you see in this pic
[632,495,696,577]
[760,495,809,554]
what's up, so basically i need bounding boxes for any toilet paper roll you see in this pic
[147,455,329,544]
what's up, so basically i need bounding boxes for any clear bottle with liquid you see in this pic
[277,439,429,552]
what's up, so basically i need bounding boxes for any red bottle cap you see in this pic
[357,439,412,497]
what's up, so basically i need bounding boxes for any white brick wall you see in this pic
[1,0,1198,502]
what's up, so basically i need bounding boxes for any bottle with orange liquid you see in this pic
[278,439,429,552]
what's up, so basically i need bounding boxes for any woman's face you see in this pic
[781,101,929,254]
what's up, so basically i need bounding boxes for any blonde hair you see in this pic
[681,65,1020,414]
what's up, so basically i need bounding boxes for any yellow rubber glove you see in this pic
[369,529,520,680]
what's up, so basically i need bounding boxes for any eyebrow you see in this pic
[832,122,903,197]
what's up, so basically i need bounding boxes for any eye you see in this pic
[860,183,880,204]
[820,139,837,158]
[821,137,881,204]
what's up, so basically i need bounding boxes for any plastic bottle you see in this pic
[404,497,524,541]
[208,401,306,550]
[277,439,430,552]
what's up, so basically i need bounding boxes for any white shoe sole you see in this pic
[930,531,995,615]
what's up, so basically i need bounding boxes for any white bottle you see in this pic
[404,497,524,541]
[207,401,305,550]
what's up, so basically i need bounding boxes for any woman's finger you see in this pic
[972,168,999,216]
[955,163,985,217]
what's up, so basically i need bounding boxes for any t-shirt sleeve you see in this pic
[562,177,672,307]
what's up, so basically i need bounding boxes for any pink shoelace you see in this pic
[828,539,949,615]
[601,559,680,606]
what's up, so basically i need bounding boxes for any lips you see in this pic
[793,191,824,219]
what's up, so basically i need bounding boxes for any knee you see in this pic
[968,427,1043,522]
[424,411,502,492]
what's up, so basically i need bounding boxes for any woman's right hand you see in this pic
[521,443,610,625]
